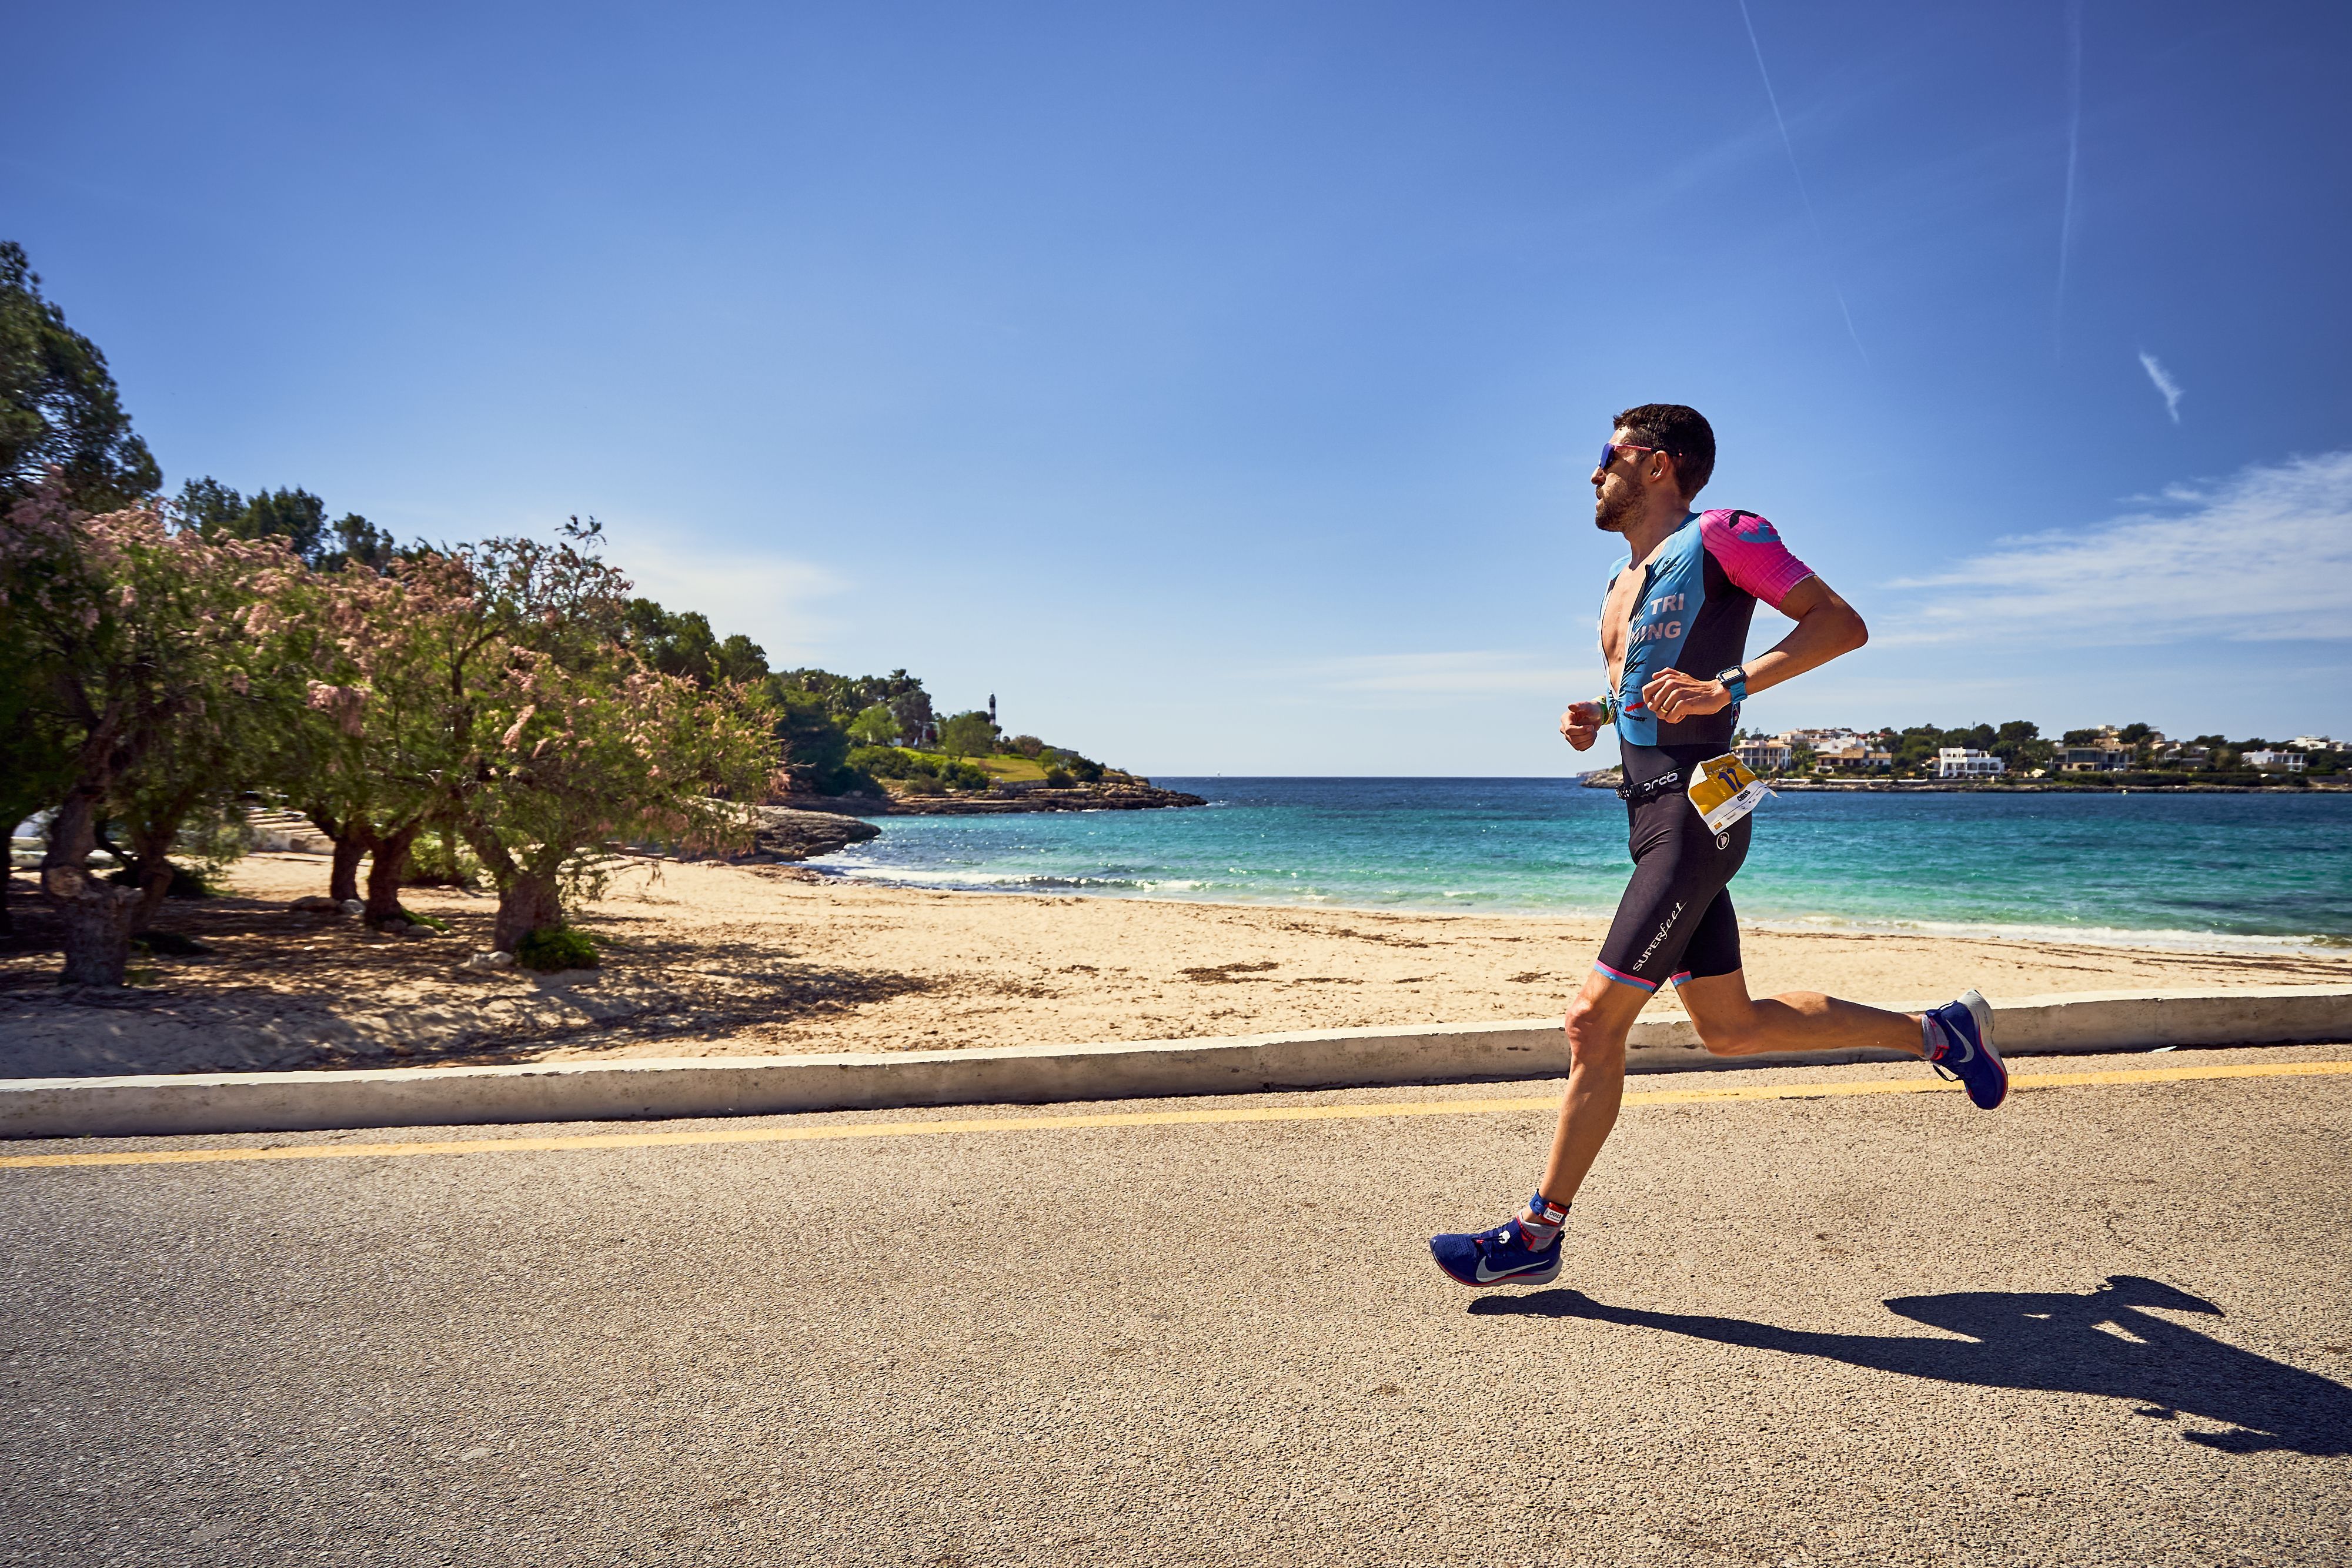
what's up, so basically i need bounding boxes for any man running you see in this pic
[1430,403,2005,1290]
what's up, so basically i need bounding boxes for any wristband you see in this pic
[1595,694,1619,725]
[1715,667,1748,706]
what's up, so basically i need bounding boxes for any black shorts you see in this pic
[1593,745,1750,993]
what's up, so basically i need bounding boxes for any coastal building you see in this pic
[2291,735,2338,752]
[2244,749,2306,772]
[1735,739,1794,774]
[1780,728,1857,753]
[2061,744,2129,772]
[2155,743,2212,768]
[1812,739,1893,771]
[1935,747,2005,779]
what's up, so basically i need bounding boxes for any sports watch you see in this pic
[1716,666,1748,706]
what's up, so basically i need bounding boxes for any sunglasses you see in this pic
[1598,440,1666,471]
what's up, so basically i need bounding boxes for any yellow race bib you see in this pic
[1686,753,1769,835]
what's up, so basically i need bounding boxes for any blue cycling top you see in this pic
[1606,509,1815,750]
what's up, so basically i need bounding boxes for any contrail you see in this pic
[1736,0,1869,366]
[2055,0,2084,360]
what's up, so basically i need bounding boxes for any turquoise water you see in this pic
[808,778,2352,951]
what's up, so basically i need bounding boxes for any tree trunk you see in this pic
[125,809,191,935]
[307,808,366,904]
[363,824,422,926]
[41,788,142,986]
[329,836,365,904]
[0,864,15,940]
[491,869,563,952]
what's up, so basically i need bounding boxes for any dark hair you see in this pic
[1613,403,1715,500]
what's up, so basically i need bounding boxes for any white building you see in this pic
[1735,740,1794,774]
[2244,750,2306,772]
[1936,747,2006,779]
[2291,735,2337,752]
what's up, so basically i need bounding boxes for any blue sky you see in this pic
[7,1,2348,774]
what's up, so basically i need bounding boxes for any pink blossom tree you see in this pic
[0,477,305,984]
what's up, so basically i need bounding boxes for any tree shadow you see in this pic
[1472,1275,2352,1456]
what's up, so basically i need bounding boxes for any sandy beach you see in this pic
[4,852,2348,1079]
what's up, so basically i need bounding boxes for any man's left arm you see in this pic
[1643,574,1869,723]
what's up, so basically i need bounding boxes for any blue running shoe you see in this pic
[1929,988,2006,1109]
[1430,1198,1562,1289]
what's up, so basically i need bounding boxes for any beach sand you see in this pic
[5,853,2348,1079]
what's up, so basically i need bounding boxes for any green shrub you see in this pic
[848,744,913,779]
[515,927,601,972]
[402,830,481,888]
[1043,766,1073,789]
[131,930,215,957]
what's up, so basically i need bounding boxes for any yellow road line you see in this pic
[5,1058,2348,1171]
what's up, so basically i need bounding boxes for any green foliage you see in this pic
[848,745,988,791]
[1008,734,1045,758]
[402,829,480,888]
[1043,766,1073,788]
[176,476,393,570]
[622,598,771,686]
[847,703,900,747]
[0,241,160,511]
[770,667,928,723]
[1041,747,1104,784]
[514,925,600,972]
[937,710,998,758]
[771,687,858,792]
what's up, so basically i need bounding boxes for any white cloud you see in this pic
[1882,450,2352,647]
[1300,651,1595,700]
[607,528,846,664]
[2139,350,2184,423]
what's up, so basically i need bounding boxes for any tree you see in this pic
[1,243,161,513]
[937,710,997,760]
[887,686,934,747]
[1,477,304,984]
[847,703,900,747]
[1990,720,2052,774]
[276,555,488,922]
[179,476,393,571]
[424,525,781,949]
[1007,734,1045,758]
[770,688,854,793]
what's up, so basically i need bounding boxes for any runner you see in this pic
[1430,403,2006,1290]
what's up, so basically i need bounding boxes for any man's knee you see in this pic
[1564,994,1630,1069]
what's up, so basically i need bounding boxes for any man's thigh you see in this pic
[1593,808,1750,994]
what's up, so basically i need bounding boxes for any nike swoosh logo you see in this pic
[1946,1036,1976,1066]
[1474,1257,1545,1283]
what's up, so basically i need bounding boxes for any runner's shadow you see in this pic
[1472,1275,2352,1456]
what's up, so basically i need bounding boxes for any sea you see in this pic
[806,778,2352,954]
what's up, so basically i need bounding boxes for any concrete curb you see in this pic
[4,986,2347,1141]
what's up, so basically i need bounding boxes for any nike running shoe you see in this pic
[1430,1201,1563,1289]
[1928,988,2006,1109]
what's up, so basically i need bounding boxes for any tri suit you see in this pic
[1592,509,1815,993]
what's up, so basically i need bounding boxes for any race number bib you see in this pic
[1687,753,1769,835]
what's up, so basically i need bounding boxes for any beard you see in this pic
[1593,481,1642,533]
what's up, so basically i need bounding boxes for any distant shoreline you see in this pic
[1576,768,2347,795]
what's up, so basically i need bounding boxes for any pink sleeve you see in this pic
[1700,509,1815,609]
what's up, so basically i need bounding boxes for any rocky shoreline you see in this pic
[771,780,1208,819]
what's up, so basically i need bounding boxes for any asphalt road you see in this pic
[5,1044,2350,1567]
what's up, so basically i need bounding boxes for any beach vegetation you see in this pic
[847,703,900,747]
[937,710,998,759]
[514,924,600,972]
